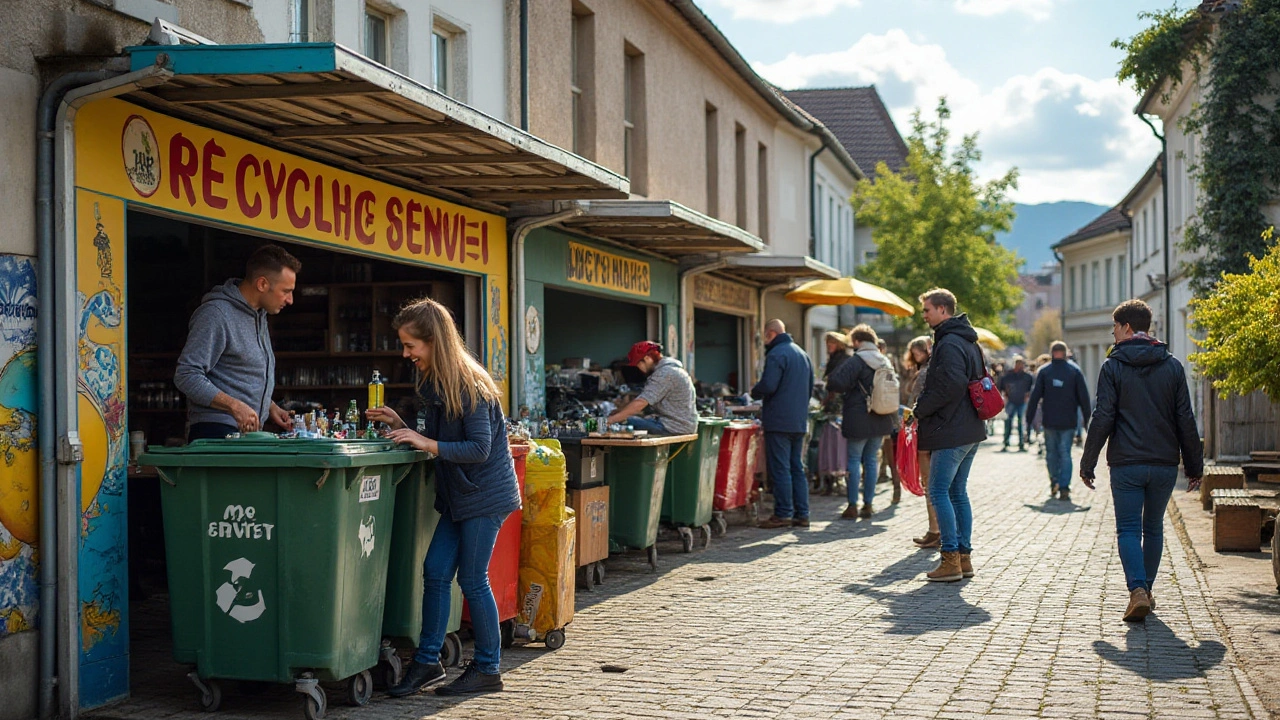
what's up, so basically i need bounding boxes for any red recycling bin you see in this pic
[714,421,760,511]
[463,442,527,635]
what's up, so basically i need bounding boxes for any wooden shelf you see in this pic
[277,384,414,391]
[131,408,186,413]
[276,351,405,359]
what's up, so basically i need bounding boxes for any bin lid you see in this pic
[697,417,731,427]
[138,432,426,468]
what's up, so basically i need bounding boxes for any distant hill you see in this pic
[998,201,1111,272]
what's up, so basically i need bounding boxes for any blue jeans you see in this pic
[416,511,508,673]
[1003,402,1026,447]
[846,435,884,507]
[928,443,979,554]
[1110,465,1178,593]
[626,416,672,436]
[765,431,809,520]
[1044,428,1075,489]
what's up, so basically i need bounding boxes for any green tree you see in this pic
[1190,227,1280,403]
[1026,308,1062,360]
[853,99,1024,342]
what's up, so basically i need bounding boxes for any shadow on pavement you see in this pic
[1092,617,1227,680]
[841,554,992,635]
[1023,500,1092,514]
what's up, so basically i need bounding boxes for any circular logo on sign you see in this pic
[121,115,161,198]
[525,305,542,355]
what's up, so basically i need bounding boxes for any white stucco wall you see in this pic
[1060,229,1128,395]
[0,68,37,256]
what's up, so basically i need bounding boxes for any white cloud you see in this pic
[703,0,862,24]
[953,0,1057,21]
[753,31,1159,205]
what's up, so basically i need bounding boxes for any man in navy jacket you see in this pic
[1026,341,1091,502]
[751,319,814,528]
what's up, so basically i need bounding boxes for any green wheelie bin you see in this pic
[140,433,424,720]
[380,459,464,686]
[599,434,695,571]
[661,418,729,551]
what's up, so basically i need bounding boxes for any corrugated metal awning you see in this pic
[556,200,764,260]
[716,255,840,286]
[123,43,628,214]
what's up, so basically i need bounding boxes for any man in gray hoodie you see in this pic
[175,245,300,440]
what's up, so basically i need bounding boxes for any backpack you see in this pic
[858,350,900,416]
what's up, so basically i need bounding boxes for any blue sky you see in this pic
[696,0,1172,205]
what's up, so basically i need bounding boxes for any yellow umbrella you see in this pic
[973,327,1006,350]
[784,277,915,317]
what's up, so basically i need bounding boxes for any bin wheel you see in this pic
[199,680,222,713]
[678,527,694,553]
[500,620,515,649]
[579,565,595,592]
[345,670,372,707]
[713,515,729,537]
[593,561,607,585]
[701,524,713,549]
[302,687,326,720]
[544,629,566,650]
[440,633,463,668]
[646,545,659,571]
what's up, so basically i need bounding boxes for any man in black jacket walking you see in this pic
[1026,341,1091,502]
[912,288,987,583]
[1080,300,1203,622]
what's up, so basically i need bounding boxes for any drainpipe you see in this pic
[1052,249,1065,341]
[509,207,584,417]
[519,0,529,131]
[37,61,172,720]
[807,142,829,259]
[1139,114,1172,340]
[677,258,729,371]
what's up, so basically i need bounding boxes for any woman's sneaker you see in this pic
[386,661,445,697]
[435,661,503,696]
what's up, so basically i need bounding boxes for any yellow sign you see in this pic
[693,275,756,315]
[565,242,651,297]
[73,98,510,392]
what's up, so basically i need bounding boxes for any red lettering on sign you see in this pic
[331,181,352,240]
[423,207,444,257]
[386,197,404,250]
[201,139,228,210]
[312,174,332,233]
[285,168,310,229]
[169,133,198,206]
[354,191,376,245]
[445,213,461,262]
[406,200,423,254]
[263,160,286,219]
[235,154,262,218]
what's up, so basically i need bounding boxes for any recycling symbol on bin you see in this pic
[215,557,266,624]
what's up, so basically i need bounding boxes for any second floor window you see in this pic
[365,8,389,66]
[432,31,449,94]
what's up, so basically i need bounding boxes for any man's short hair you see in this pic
[918,287,957,314]
[1113,299,1153,333]
[850,324,879,345]
[246,245,302,282]
[1050,341,1068,355]
[764,319,786,335]
[1012,355,1025,365]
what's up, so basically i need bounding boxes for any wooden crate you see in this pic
[569,486,609,567]
[1201,466,1246,510]
[1214,497,1262,552]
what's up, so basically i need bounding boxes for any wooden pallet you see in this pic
[1214,497,1263,552]
[1250,450,1280,461]
[1201,465,1246,511]
[1243,460,1280,484]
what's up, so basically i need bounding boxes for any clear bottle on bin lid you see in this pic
[368,370,385,411]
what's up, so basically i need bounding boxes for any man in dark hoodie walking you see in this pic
[752,319,815,529]
[1080,299,1202,622]
[1026,341,1091,502]
[911,288,987,582]
[175,245,300,440]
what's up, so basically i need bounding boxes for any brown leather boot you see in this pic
[926,551,964,582]
[840,505,859,519]
[913,531,940,548]
[960,553,974,578]
[859,504,873,519]
[1123,588,1151,622]
[891,477,902,504]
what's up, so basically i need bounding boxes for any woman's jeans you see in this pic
[846,436,884,506]
[1109,465,1178,593]
[928,443,979,553]
[416,511,508,673]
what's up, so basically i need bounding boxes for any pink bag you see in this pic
[896,421,924,496]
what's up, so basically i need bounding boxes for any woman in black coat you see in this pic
[826,324,896,519]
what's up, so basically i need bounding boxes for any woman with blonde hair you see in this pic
[371,298,520,697]
[903,336,940,548]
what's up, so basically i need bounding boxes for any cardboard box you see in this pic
[569,486,609,567]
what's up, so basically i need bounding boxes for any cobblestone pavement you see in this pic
[94,442,1271,720]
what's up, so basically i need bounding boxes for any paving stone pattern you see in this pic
[93,443,1267,720]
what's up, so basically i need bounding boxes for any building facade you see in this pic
[1053,207,1130,395]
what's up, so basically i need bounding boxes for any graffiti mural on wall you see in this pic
[0,254,38,638]
[76,191,128,705]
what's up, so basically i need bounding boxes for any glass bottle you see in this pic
[345,400,360,435]
[368,370,385,411]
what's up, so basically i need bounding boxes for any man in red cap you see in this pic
[606,341,697,436]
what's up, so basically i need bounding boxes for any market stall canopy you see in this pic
[973,327,1006,350]
[716,255,840,286]
[123,43,629,214]
[784,277,914,317]
[557,200,765,260]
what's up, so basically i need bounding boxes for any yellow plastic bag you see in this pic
[518,510,576,637]
[524,440,568,524]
